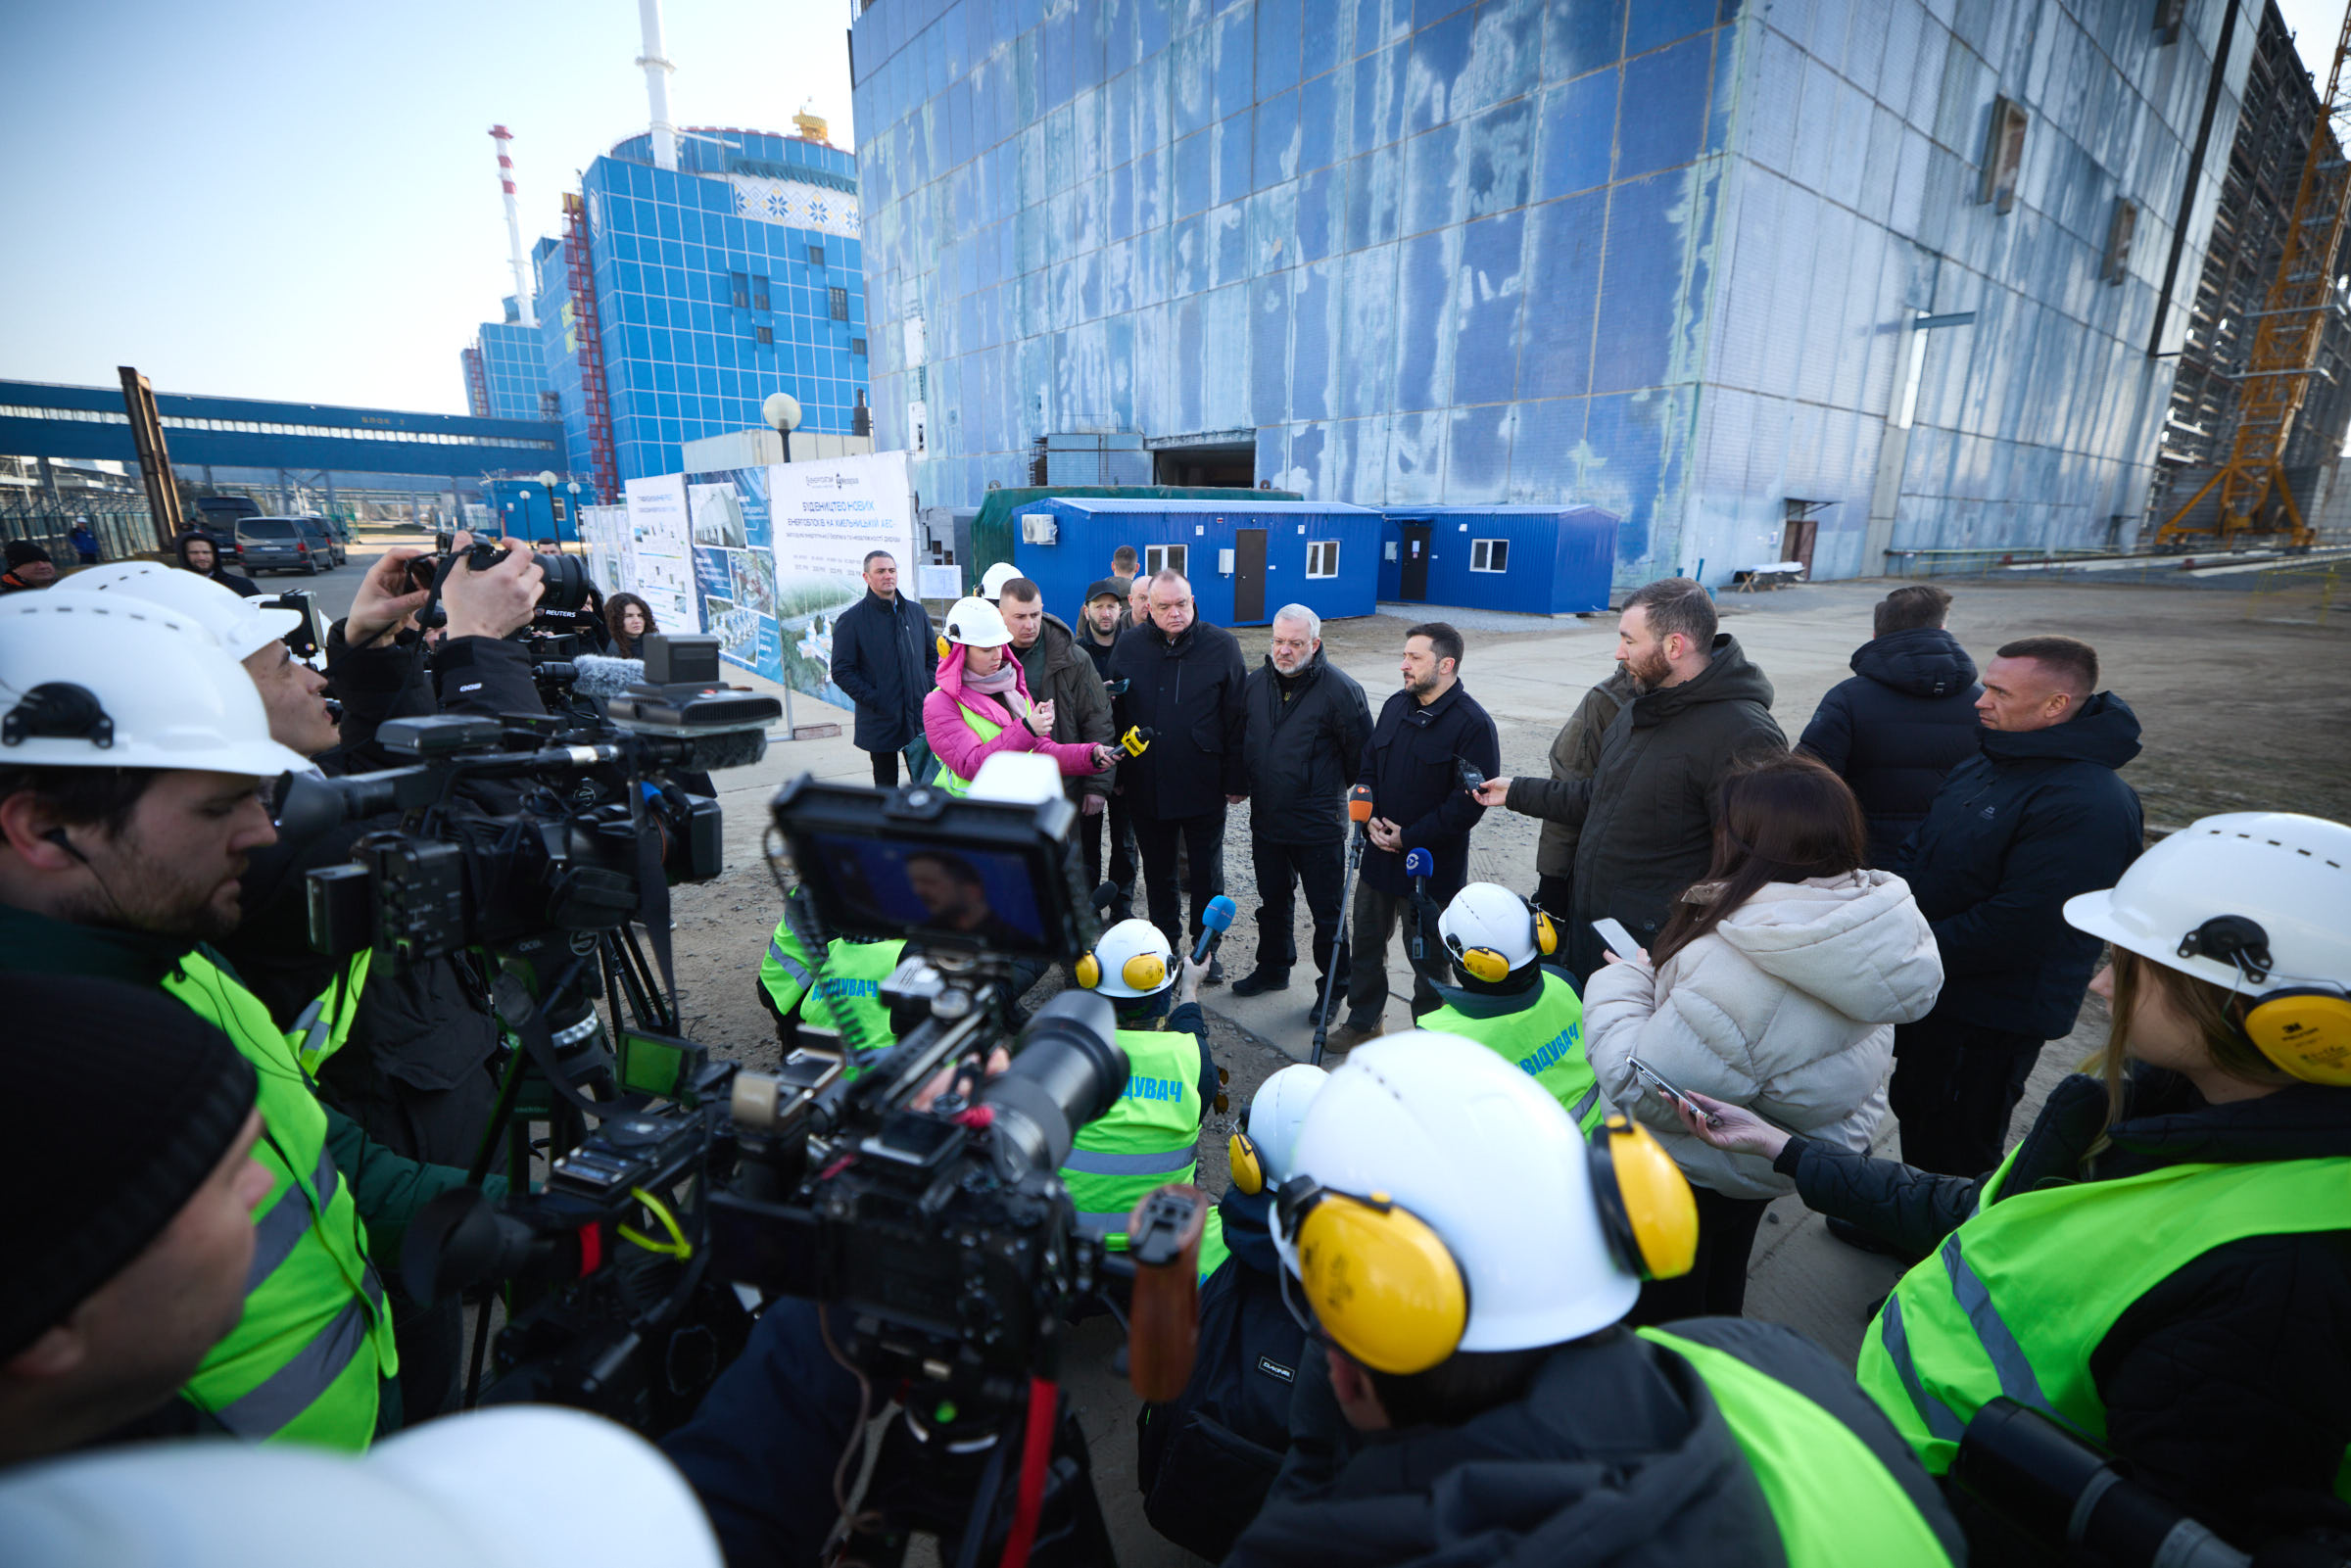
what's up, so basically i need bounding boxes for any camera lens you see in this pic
[535,551,590,613]
[979,990,1127,1177]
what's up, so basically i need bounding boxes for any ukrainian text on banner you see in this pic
[682,467,781,678]
[620,474,700,637]
[767,451,917,708]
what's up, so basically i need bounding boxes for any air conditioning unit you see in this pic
[1020,512,1058,545]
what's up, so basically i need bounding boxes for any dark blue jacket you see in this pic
[827,589,934,751]
[1799,628,1983,868]
[1356,681,1501,900]
[1896,693,2143,1037]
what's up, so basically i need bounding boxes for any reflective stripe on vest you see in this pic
[289,948,371,1077]
[804,938,906,1076]
[1857,1150,2351,1493]
[1421,974,1605,1135]
[759,917,820,1014]
[162,953,396,1449]
[1640,1328,1955,1568]
[936,702,1007,797]
[1061,1025,1201,1250]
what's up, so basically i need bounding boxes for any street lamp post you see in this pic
[537,469,559,541]
[763,392,803,464]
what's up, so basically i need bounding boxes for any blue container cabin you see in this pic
[1010,498,1382,628]
[1377,506,1620,616]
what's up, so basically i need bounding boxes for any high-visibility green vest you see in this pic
[804,937,906,1076]
[1640,1328,1955,1568]
[161,953,399,1449]
[288,948,372,1077]
[1061,1025,1201,1250]
[935,701,1006,797]
[759,915,821,1014]
[1195,1205,1229,1282]
[1421,974,1606,1136]
[1857,1145,2351,1496]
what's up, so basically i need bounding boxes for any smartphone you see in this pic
[1629,1057,1720,1127]
[1592,917,1643,962]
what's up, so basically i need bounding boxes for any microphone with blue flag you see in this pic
[1404,847,1437,963]
[1190,894,1238,967]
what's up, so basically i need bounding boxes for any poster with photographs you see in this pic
[679,465,779,677]
[620,474,698,635]
[731,546,777,618]
[767,451,916,709]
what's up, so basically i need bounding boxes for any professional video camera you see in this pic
[403,759,1214,1564]
[406,535,595,622]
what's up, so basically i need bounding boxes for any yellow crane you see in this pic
[2159,2,2351,549]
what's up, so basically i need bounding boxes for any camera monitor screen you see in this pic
[801,833,1051,954]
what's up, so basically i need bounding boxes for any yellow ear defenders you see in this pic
[1228,1107,1266,1196]
[1073,947,1172,995]
[2179,916,2351,1085]
[1445,895,1560,984]
[1276,1115,1697,1377]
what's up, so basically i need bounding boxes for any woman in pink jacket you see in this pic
[924,594,1117,793]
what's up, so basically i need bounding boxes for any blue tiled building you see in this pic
[849,0,2254,587]
[462,299,554,423]
[470,122,871,497]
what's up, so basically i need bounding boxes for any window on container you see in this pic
[807,244,826,267]
[828,286,849,320]
[1470,538,1510,573]
[1305,540,1340,578]
[756,325,774,345]
[752,274,770,310]
[849,336,867,357]
[1144,543,1188,579]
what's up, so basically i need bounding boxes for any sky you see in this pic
[0,0,858,416]
[2,1,2346,420]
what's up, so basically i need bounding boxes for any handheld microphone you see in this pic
[1404,847,1433,881]
[1190,894,1237,966]
[1348,784,1373,826]
[1120,725,1155,757]
[1404,848,1435,961]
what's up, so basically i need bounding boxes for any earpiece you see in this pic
[44,828,88,866]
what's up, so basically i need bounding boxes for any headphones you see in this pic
[1229,1106,1266,1196]
[1445,894,1558,984]
[1074,945,1171,995]
[2177,915,2351,1085]
[1274,1114,1697,1375]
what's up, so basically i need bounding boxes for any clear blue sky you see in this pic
[0,0,856,416]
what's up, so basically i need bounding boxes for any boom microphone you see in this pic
[1190,895,1237,966]
[570,654,647,705]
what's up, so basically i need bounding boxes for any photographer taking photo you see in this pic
[0,596,496,1449]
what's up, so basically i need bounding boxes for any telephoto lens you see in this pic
[464,541,592,612]
[979,989,1128,1177]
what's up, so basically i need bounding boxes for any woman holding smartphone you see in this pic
[1677,812,2351,1551]
[1582,751,1943,1319]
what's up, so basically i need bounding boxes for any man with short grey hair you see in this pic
[1235,605,1370,999]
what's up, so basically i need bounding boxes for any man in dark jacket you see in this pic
[827,550,935,786]
[1110,570,1249,970]
[1799,584,1982,867]
[1478,578,1785,985]
[1336,622,1500,1040]
[1235,605,1371,999]
[1076,576,1128,680]
[173,531,259,596]
[999,577,1117,884]
[1077,577,1138,910]
[1533,667,1637,938]
[1,541,56,594]
[1890,635,2141,1175]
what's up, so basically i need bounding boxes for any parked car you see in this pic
[288,514,344,568]
[236,516,326,576]
[191,497,256,565]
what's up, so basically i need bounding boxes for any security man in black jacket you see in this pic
[828,549,936,787]
[1337,621,1498,1040]
[1109,569,1249,968]
[1235,605,1370,1000]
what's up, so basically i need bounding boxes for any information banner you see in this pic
[766,451,917,708]
[620,474,698,637]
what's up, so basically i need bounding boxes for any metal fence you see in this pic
[0,503,162,566]
[2241,561,2342,623]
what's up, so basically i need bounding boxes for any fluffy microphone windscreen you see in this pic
[571,654,647,704]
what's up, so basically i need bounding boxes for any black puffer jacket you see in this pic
[1781,1067,2351,1548]
[1355,681,1501,900]
[1798,629,1982,868]
[1895,693,2142,1037]
[1505,636,1785,979]
[1242,648,1372,844]
[828,589,934,751]
[1226,1316,1953,1568]
[1110,617,1249,820]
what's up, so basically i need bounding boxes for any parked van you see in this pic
[237,516,327,576]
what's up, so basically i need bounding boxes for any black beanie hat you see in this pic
[5,540,52,569]
[1,978,259,1359]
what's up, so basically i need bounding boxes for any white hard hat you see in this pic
[1276,1031,1638,1356]
[1244,1064,1328,1187]
[979,561,1023,600]
[0,1405,720,1568]
[1439,881,1545,976]
[968,750,1062,804]
[0,598,311,778]
[54,560,301,662]
[2066,813,2351,992]
[942,594,1013,648]
[1082,916,1176,998]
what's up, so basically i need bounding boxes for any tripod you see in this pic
[1311,821,1370,1066]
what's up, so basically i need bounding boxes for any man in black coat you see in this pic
[1891,635,2141,1175]
[1476,578,1784,985]
[1077,577,1138,909]
[1799,585,1982,867]
[1110,570,1249,970]
[172,531,259,597]
[1235,605,1371,1000]
[826,550,935,786]
[1336,622,1500,1040]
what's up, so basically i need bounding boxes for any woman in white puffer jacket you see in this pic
[1583,751,1943,1321]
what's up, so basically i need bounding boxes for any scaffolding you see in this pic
[561,192,618,503]
[461,343,491,419]
[2159,2,2351,548]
